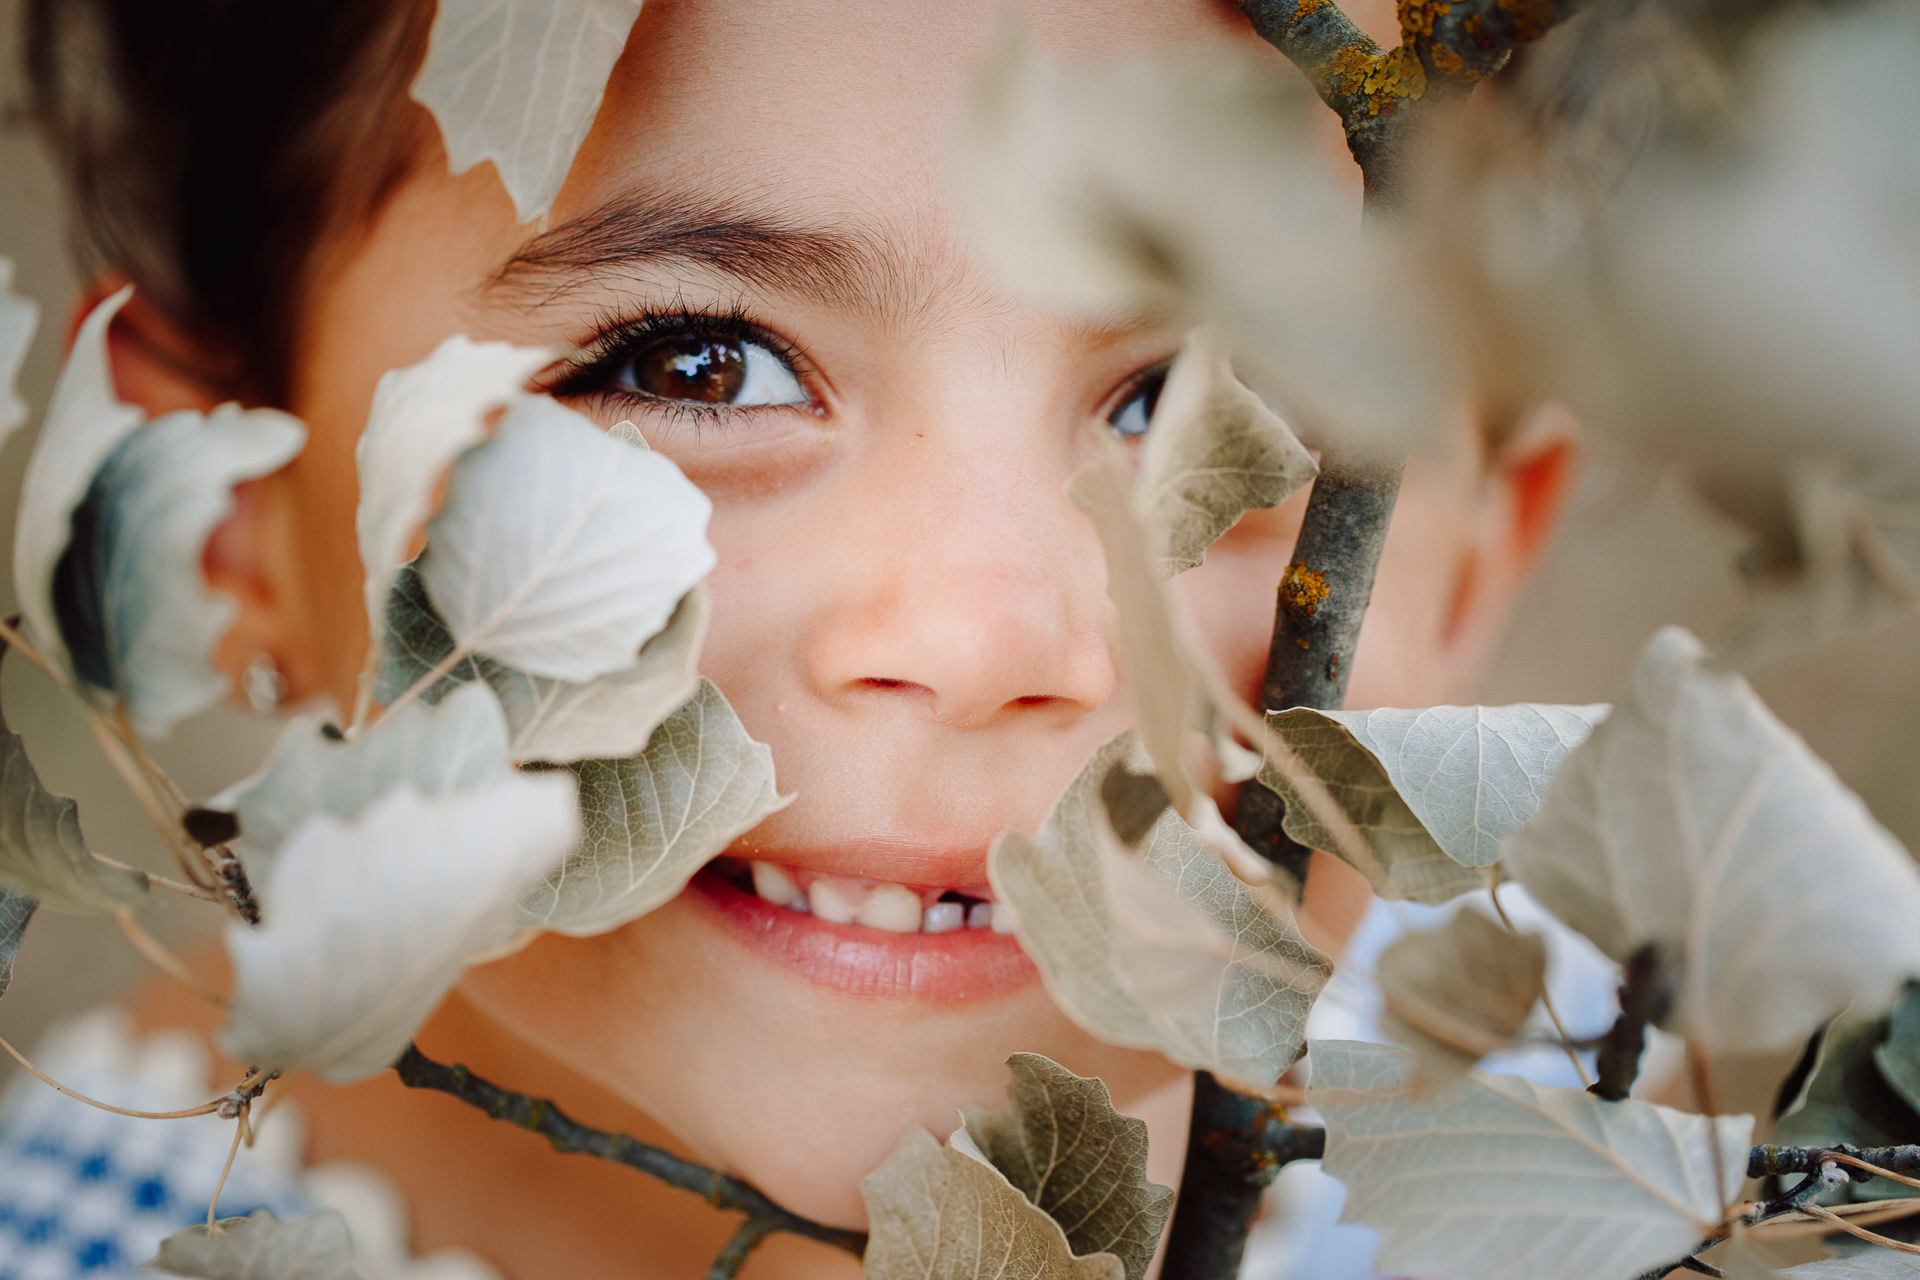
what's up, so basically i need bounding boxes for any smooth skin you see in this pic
[105,0,1574,1274]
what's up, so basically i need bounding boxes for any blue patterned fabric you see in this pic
[0,1011,312,1280]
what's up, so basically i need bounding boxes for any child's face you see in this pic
[202,0,1561,1229]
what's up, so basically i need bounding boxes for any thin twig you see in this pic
[1829,1151,1920,1194]
[86,713,210,890]
[1490,880,1593,1088]
[93,854,218,902]
[707,1217,778,1280]
[0,1033,227,1119]
[1805,1203,1920,1255]
[1752,1197,1920,1240]
[391,1045,866,1259]
[207,1114,245,1225]
[114,911,228,1007]
[0,616,67,688]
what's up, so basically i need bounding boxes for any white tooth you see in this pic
[750,860,802,908]
[857,883,923,934]
[922,902,965,934]
[966,902,994,931]
[990,902,1020,935]
[810,878,868,925]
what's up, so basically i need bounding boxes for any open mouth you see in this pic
[688,856,1038,1003]
[707,855,1017,936]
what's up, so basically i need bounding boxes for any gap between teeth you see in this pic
[747,859,1017,936]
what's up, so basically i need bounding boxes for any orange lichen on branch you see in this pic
[1318,44,1378,98]
[1398,0,1452,41]
[1279,563,1332,618]
[1360,44,1427,114]
[1292,0,1328,19]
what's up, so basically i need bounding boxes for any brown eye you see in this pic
[612,332,808,408]
[631,336,746,403]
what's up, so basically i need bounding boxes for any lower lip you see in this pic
[686,868,1039,1004]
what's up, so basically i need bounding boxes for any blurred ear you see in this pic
[1431,404,1580,698]
[70,276,320,706]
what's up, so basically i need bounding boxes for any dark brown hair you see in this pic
[25,0,435,404]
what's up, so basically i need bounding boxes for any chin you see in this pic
[459,863,1182,1227]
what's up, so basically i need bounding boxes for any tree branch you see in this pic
[1233,450,1407,884]
[1160,1075,1324,1280]
[1239,0,1593,204]
[1588,942,1670,1101]
[391,1045,866,1263]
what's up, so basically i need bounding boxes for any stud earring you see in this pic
[241,654,287,714]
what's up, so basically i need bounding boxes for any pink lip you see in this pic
[686,867,1039,1004]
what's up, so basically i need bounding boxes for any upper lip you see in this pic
[723,839,995,894]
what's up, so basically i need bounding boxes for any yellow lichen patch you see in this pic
[1497,0,1557,42]
[1279,563,1332,619]
[1292,0,1327,21]
[1360,44,1427,115]
[1398,0,1452,41]
[1430,42,1465,74]
[1319,44,1377,98]
[1462,12,1487,43]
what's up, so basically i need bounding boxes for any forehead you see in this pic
[556,0,1259,238]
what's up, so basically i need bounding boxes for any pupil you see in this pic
[637,336,746,403]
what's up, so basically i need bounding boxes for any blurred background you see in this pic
[0,0,1916,1084]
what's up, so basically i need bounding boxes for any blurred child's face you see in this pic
[211,0,1560,1229]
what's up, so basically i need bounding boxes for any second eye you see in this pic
[617,335,809,408]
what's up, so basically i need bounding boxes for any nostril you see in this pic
[1012,695,1056,708]
[865,677,906,689]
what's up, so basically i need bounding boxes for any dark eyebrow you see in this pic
[484,190,886,307]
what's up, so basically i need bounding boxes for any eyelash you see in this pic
[541,304,819,426]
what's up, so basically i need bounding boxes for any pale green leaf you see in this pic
[57,404,305,737]
[218,683,513,873]
[1259,703,1606,904]
[0,890,35,1000]
[1135,327,1316,577]
[375,562,705,764]
[1503,627,1920,1054]
[410,0,643,223]
[861,1125,1125,1280]
[1875,983,1920,1119]
[989,733,1330,1088]
[354,335,550,647]
[520,678,787,936]
[960,1053,1172,1280]
[1775,1006,1919,1209]
[13,286,141,676]
[142,1209,360,1280]
[1311,1039,1752,1280]
[961,24,1446,446]
[421,394,713,684]
[222,774,579,1081]
[0,258,38,444]
[0,685,147,914]
[1783,1254,1920,1278]
[1375,906,1548,1089]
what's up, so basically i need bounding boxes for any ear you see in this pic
[1430,403,1580,699]
[70,276,319,708]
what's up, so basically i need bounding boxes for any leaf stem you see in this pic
[0,1033,229,1119]
[391,1045,866,1260]
[207,1113,244,1225]
[1491,879,1594,1088]
[1804,1203,1920,1255]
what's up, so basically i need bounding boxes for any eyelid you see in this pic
[538,306,823,410]
[1101,356,1175,421]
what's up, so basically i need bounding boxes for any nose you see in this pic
[800,416,1117,730]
